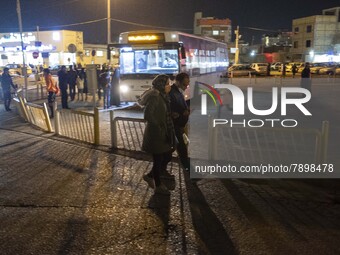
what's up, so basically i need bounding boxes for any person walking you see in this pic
[43,68,59,118]
[57,65,70,109]
[139,74,176,195]
[1,67,17,111]
[76,74,84,101]
[79,68,88,101]
[110,68,121,106]
[266,63,271,77]
[300,62,312,93]
[99,67,111,109]
[68,65,77,101]
[169,72,190,171]
[292,63,298,78]
[281,63,286,78]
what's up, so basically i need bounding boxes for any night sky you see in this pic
[0,0,339,44]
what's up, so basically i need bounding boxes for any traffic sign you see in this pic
[32,52,39,59]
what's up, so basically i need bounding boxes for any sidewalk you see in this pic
[1,101,340,255]
[0,108,200,254]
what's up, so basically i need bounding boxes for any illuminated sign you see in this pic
[0,33,36,45]
[128,33,165,43]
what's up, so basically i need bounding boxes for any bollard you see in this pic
[54,101,59,134]
[110,111,117,149]
[40,83,44,99]
[320,121,329,163]
[94,107,100,145]
[43,102,53,132]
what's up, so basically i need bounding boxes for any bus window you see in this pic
[120,48,179,75]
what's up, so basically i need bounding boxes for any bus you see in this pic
[108,30,229,101]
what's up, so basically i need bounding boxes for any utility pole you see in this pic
[107,0,111,44]
[16,0,28,98]
[107,0,111,65]
[234,26,240,64]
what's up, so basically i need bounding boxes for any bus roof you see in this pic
[118,30,227,46]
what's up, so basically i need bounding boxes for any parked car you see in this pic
[5,63,32,76]
[296,62,308,73]
[336,67,340,75]
[309,63,328,74]
[228,64,256,77]
[270,62,282,71]
[250,63,268,75]
[319,65,340,75]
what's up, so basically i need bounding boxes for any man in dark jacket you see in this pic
[58,65,70,109]
[1,68,17,111]
[169,72,190,171]
[68,65,77,101]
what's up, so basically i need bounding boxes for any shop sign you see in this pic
[0,33,36,45]
[32,52,39,59]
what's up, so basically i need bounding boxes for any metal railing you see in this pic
[13,96,52,132]
[110,112,146,151]
[55,106,100,145]
[208,118,329,164]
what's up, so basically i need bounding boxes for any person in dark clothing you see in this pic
[68,65,77,101]
[79,68,88,101]
[282,63,286,78]
[110,68,121,106]
[169,72,190,171]
[58,65,70,109]
[1,67,17,111]
[139,74,176,195]
[266,63,271,77]
[97,68,104,100]
[292,63,298,78]
[300,62,312,93]
[99,68,111,109]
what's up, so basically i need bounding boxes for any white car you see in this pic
[250,63,268,75]
[271,62,282,70]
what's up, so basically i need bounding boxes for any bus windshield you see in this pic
[120,48,179,75]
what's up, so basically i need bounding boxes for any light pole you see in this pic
[16,0,28,98]
[107,0,111,45]
[107,0,111,65]
[234,26,240,64]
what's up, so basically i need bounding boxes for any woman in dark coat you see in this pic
[300,62,312,93]
[138,74,176,195]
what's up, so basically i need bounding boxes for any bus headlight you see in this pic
[120,85,129,93]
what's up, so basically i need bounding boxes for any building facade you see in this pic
[291,7,340,62]
[81,44,119,67]
[194,12,232,43]
[0,30,84,67]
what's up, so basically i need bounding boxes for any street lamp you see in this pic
[107,0,111,45]
[16,0,28,98]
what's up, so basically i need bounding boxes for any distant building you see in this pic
[291,7,340,62]
[193,12,232,43]
[262,32,292,48]
[0,30,83,67]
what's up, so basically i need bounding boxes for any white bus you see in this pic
[108,30,229,101]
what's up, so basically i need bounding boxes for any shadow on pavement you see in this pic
[183,172,237,255]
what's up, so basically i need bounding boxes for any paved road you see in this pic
[1,81,340,255]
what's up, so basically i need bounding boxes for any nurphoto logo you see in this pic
[200,83,312,128]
